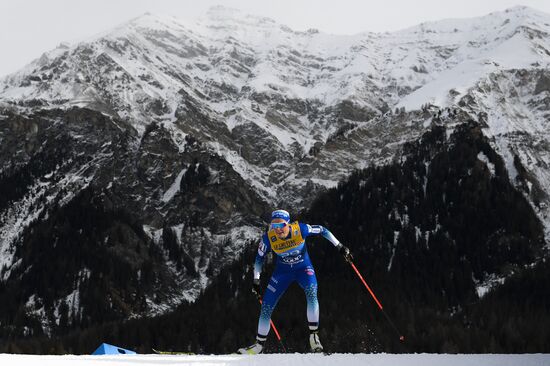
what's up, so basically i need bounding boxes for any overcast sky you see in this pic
[1,0,550,77]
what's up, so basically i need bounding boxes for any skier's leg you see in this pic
[256,270,293,342]
[297,266,319,331]
[297,266,323,352]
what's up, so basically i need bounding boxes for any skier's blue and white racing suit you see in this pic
[253,221,341,342]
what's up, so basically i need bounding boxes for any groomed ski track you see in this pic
[1,353,549,365]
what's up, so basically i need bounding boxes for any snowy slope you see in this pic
[0,353,549,366]
[396,6,550,110]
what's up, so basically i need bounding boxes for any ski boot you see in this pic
[309,330,323,353]
[237,341,264,355]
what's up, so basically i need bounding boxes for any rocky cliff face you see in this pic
[0,5,549,336]
[0,107,265,336]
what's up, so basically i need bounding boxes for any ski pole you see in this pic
[258,298,287,352]
[348,260,405,342]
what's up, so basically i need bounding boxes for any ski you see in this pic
[152,348,195,355]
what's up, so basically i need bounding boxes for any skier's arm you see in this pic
[301,223,353,261]
[253,235,271,280]
[301,223,342,247]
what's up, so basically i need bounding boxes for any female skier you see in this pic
[238,209,351,354]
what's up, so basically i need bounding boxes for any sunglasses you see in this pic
[270,222,288,229]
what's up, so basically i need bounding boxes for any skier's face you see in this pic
[271,219,290,238]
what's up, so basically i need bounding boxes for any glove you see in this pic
[252,278,261,300]
[339,244,353,262]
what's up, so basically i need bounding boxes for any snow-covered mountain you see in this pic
[2,6,550,207]
[1,5,550,336]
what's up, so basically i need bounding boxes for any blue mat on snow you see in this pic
[92,343,136,355]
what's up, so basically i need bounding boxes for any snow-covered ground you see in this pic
[0,353,549,366]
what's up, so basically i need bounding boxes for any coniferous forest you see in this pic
[1,121,549,354]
